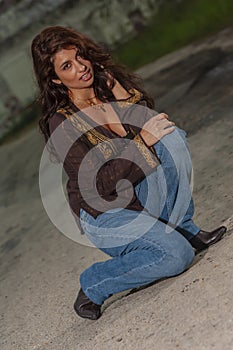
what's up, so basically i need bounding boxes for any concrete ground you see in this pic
[0,27,233,350]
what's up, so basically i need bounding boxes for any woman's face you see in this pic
[52,47,94,92]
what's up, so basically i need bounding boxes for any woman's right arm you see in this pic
[140,113,175,147]
[49,113,160,203]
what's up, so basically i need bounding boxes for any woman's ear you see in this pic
[52,79,62,85]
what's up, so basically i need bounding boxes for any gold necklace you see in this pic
[74,96,106,112]
[87,100,106,112]
[74,95,96,102]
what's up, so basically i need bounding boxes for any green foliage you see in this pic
[114,0,233,69]
[2,0,233,144]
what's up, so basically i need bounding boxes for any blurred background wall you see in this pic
[0,0,164,137]
[0,0,233,142]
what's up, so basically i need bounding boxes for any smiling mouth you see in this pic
[80,69,92,81]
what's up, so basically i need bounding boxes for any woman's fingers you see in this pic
[140,112,176,146]
[151,118,175,130]
[160,119,174,127]
[154,112,169,120]
[163,125,175,135]
[161,112,169,119]
[166,120,175,127]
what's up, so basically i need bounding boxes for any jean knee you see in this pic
[170,241,195,275]
[153,127,189,163]
[175,126,187,140]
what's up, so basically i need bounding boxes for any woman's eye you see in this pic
[63,63,71,70]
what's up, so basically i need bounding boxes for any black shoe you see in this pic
[189,226,227,251]
[74,288,102,320]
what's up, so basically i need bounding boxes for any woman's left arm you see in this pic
[105,71,129,99]
[111,79,132,100]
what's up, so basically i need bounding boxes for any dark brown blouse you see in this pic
[48,94,160,230]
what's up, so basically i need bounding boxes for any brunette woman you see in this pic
[31,26,226,320]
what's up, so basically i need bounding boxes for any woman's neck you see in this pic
[70,87,96,102]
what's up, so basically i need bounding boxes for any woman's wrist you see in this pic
[139,129,148,145]
[139,129,159,147]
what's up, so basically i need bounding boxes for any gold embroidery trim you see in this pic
[117,88,143,108]
[127,88,143,103]
[56,107,118,160]
[133,134,158,168]
[57,107,158,168]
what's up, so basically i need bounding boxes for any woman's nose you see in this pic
[76,57,86,72]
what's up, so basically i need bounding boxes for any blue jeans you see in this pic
[135,127,200,239]
[79,127,198,305]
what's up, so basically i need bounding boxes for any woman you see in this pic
[31,26,226,320]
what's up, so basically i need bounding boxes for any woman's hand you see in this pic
[140,113,175,146]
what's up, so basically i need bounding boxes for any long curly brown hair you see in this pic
[31,26,154,161]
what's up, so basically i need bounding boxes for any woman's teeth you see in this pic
[81,71,91,81]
